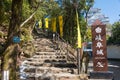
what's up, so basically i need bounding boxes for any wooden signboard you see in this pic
[91,20,108,71]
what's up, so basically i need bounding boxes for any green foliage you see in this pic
[107,22,120,45]
[0,1,5,24]
[3,0,12,11]
[21,0,60,42]
[22,1,33,20]
[20,28,33,42]
[62,0,94,46]
[34,1,61,20]
[22,0,61,21]
[63,0,77,46]
[22,0,45,20]
[0,0,12,25]
[86,27,92,42]
[80,17,87,42]
[78,0,94,12]
[1,0,94,46]
[45,1,62,17]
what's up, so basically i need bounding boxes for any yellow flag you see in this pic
[52,17,56,32]
[45,18,49,28]
[38,19,42,28]
[58,16,63,37]
[76,9,82,48]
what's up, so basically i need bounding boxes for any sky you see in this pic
[93,0,120,24]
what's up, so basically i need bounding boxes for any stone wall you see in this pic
[107,45,120,59]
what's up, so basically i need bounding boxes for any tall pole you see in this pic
[77,48,81,74]
[75,4,82,74]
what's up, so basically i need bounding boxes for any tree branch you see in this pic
[20,11,36,28]
[20,0,42,28]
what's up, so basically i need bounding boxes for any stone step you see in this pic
[22,62,43,66]
[24,59,67,64]
[20,35,79,79]
[35,51,66,55]
[25,58,67,63]
[22,66,77,75]
[35,47,52,51]
[35,51,56,54]
[21,72,88,80]
[34,44,53,47]
[34,54,67,58]
[35,52,66,57]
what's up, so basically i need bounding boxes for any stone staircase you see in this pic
[0,28,90,80]
[20,31,88,80]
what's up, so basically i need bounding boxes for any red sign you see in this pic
[92,20,108,71]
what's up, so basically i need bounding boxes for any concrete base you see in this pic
[89,71,114,80]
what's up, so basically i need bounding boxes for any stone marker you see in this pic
[90,20,114,80]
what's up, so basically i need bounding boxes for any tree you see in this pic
[61,0,94,74]
[1,0,23,79]
[108,22,120,45]
[0,0,12,26]
[1,0,61,79]
[63,0,77,46]
[80,0,94,43]
[62,0,94,47]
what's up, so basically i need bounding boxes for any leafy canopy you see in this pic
[108,22,120,45]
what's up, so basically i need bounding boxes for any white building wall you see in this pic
[107,45,120,59]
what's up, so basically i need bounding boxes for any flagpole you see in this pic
[75,4,82,74]
[77,47,81,74]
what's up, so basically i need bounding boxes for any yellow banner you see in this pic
[76,9,82,48]
[52,17,56,32]
[45,18,49,28]
[58,16,63,37]
[77,25,82,48]
[38,19,42,28]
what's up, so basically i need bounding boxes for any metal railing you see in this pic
[53,32,78,66]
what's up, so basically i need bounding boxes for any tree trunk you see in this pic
[2,0,23,80]
[2,44,20,80]
[7,0,23,45]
